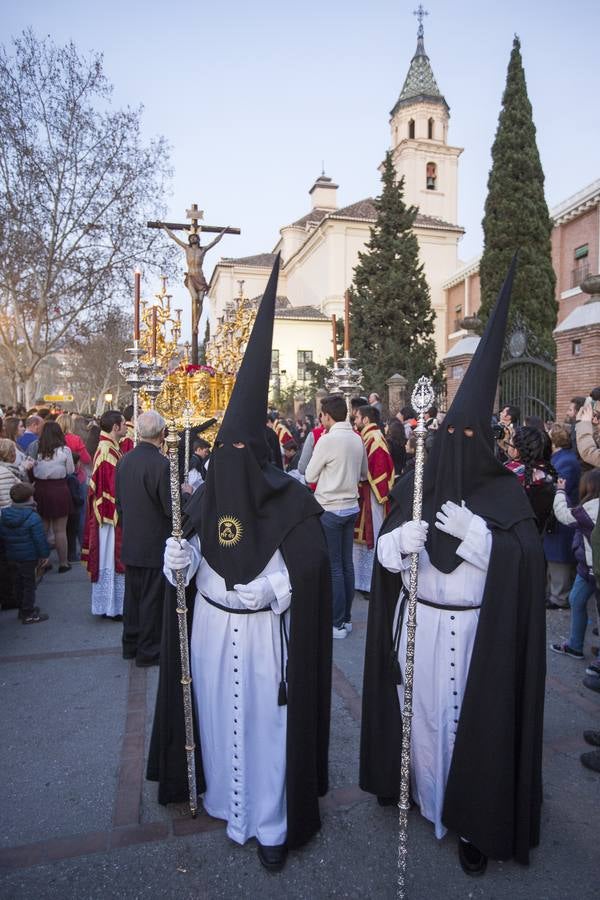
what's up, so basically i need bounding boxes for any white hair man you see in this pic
[115,410,171,666]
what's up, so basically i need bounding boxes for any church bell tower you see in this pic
[389,7,462,225]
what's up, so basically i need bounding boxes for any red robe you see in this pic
[119,423,135,455]
[275,421,294,447]
[354,423,395,550]
[81,433,124,582]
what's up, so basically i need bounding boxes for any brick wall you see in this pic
[555,323,600,420]
[552,207,599,305]
[445,352,475,407]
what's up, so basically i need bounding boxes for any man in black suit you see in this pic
[116,410,171,667]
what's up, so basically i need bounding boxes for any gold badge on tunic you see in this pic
[218,515,243,548]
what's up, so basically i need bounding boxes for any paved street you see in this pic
[1,563,598,899]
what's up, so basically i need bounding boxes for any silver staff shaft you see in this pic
[165,423,198,817]
[183,401,192,482]
[397,376,434,898]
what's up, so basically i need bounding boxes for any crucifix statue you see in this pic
[148,205,240,364]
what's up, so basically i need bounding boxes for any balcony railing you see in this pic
[571,263,590,289]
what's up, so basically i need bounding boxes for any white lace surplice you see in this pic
[91,524,124,617]
[377,515,492,838]
[353,492,386,592]
[165,538,291,846]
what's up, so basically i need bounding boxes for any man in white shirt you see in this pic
[305,394,367,639]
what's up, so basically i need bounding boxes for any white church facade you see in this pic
[207,22,465,390]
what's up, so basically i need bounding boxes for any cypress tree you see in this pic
[350,151,439,397]
[479,36,556,355]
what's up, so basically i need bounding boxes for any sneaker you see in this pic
[344,622,353,634]
[18,606,39,621]
[550,642,584,660]
[585,661,600,677]
[22,611,49,625]
[332,625,347,640]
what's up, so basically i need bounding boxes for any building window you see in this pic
[451,365,465,380]
[453,305,462,332]
[297,349,313,381]
[408,119,415,139]
[271,349,280,375]
[426,162,437,190]
[575,244,589,260]
[428,117,434,139]
[572,340,582,357]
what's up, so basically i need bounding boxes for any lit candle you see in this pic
[344,290,350,354]
[134,268,141,342]
[331,314,338,365]
[151,305,157,360]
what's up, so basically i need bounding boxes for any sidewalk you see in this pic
[0,565,598,899]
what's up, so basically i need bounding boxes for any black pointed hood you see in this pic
[194,254,321,589]
[216,253,280,465]
[392,255,534,573]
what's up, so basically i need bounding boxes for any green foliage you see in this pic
[305,358,333,394]
[349,152,440,398]
[197,320,210,366]
[479,36,557,356]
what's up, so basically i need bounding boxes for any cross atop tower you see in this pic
[413,3,429,38]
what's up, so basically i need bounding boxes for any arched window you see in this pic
[408,119,415,139]
[426,162,437,190]
[428,117,434,139]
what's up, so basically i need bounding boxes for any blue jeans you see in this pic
[321,511,357,629]
[568,573,597,652]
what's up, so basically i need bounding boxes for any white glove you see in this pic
[234,576,276,611]
[395,520,429,554]
[165,537,194,571]
[435,501,474,541]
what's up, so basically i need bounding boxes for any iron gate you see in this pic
[498,321,556,420]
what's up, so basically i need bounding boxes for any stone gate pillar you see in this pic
[386,373,408,415]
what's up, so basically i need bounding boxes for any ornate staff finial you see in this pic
[413,3,429,38]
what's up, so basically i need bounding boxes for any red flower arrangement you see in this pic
[185,364,215,376]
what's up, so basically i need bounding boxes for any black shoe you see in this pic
[580,749,600,773]
[135,657,159,668]
[377,795,399,807]
[257,842,287,872]
[122,650,136,660]
[583,730,600,747]
[593,627,599,636]
[583,674,600,694]
[458,838,487,876]
[58,564,72,574]
[545,599,569,610]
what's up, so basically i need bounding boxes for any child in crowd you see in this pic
[0,482,50,624]
[551,469,600,659]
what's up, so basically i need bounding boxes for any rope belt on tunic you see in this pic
[390,586,482,685]
[201,593,290,706]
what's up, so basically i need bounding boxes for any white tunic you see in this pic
[353,491,386,591]
[165,538,292,846]
[91,524,125,617]
[377,515,492,838]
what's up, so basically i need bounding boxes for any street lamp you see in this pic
[104,392,113,411]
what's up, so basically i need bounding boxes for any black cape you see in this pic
[359,474,546,864]
[147,492,332,850]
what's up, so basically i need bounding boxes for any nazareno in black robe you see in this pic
[146,503,333,851]
[359,473,546,865]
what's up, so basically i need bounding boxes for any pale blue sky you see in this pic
[3,0,599,337]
